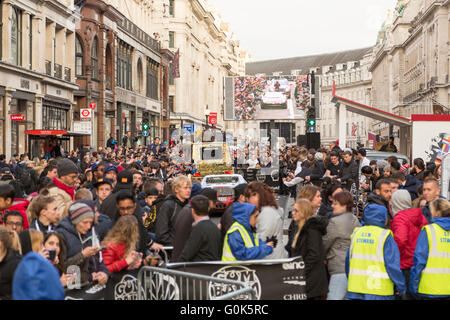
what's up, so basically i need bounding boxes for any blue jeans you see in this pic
[327,273,348,300]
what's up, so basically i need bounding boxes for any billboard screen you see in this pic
[224,75,312,121]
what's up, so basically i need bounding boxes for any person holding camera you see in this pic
[246,182,287,260]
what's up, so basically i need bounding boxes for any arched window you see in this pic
[91,37,98,79]
[75,36,84,76]
[11,8,21,66]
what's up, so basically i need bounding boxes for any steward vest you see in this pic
[418,224,450,295]
[348,226,394,296]
[222,222,259,262]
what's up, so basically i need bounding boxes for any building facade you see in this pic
[0,0,79,160]
[245,47,375,148]
[148,0,245,136]
[75,0,167,149]
[369,0,449,152]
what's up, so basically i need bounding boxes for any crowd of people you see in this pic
[0,133,448,300]
[234,77,265,120]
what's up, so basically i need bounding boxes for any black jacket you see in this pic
[339,159,359,190]
[288,216,329,299]
[155,194,189,246]
[220,203,235,243]
[179,219,221,262]
[141,194,166,233]
[308,160,326,186]
[0,250,21,300]
[171,205,193,262]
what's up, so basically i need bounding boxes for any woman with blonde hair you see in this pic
[287,198,328,300]
[0,226,22,299]
[102,215,144,273]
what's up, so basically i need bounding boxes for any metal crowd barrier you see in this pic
[137,266,256,301]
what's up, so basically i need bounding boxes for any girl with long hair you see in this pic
[102,215,143,273]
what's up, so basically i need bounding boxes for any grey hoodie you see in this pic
[256,206,288,260]
[391,190,412,216]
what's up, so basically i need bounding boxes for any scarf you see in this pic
[52,177,75,200]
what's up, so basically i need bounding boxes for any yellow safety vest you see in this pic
[222,222,259,262]
[418,224,450,295]
[348,226,394,296]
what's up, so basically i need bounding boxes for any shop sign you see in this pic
[208,112,218,125]
[10,115,25,121]
[81,108,92,121]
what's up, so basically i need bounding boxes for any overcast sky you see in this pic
[207,0,398,61]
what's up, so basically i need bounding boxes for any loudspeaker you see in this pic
[306,133,321,150]
[297,135,307,147]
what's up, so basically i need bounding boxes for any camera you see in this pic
[47,250,56,261]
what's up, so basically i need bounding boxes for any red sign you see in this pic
[90,102,96,110]
[209,112,218,125]
[81,108,92,120]
[25,130,67,136]
[10,115,25,121]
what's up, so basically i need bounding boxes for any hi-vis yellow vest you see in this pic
[418,224,450,295]
[348,226,394,296]
[222,222,259,261]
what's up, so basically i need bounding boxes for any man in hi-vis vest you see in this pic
[345,204,405,300]
[410,199,450,299]
[222,203,274,261]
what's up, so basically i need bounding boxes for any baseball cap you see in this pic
[116,170,133,189]
[94,178,113,189]
[103,163,118,174]
[90,162,99,173]
[1,167,12,174]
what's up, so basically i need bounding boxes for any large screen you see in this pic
[224,75,312,121]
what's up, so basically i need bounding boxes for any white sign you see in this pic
[442,153,450,200]
[412,120,450,163]
[80,108,92,121]
[74,121,92,134]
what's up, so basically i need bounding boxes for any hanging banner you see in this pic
[172,49,180,79]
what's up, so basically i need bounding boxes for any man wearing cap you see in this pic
[103,164,118,187]
[171,188,218,262]
[94,178,113,208]
[86,161,106,191]
[47,159,80,219]
[100,170,141,221]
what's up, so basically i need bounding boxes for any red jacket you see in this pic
[102,242,129,273]
[391,208,428,269]
[0,198,30,230]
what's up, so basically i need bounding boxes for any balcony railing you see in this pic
[54,63,62,79]
[64,67,71,82]
[45,60,52,76]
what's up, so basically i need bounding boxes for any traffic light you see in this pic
[306,106,316,132]
[142,119,149,131]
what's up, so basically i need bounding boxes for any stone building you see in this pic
[244,47,374,148]
[148,0,246,135]
[75,0,168,148]
[0,0,79,159]
[369,0,449,150]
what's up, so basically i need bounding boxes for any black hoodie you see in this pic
[154,194,189,246]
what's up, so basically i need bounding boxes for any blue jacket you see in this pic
[410,217,450,299]
[13,252,64,300]
[346,204,406,300]
[400,175,422,201]
[228,203,273,261]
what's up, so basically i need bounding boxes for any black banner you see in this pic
[64,257,306,300]
[168,257,306,300]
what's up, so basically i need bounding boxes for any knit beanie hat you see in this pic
[68,202,94,226]
[57,158,79,178]
[391,190,412,216]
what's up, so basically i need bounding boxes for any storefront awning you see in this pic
[25,130,90,137]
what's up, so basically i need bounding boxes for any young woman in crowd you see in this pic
[28,195,60,236]
[323,191,360,300]
[43,231,70,287]
[246,182,287,259]
[287,198,328,300]
[102,215,145,273]
[0,226,22,299]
